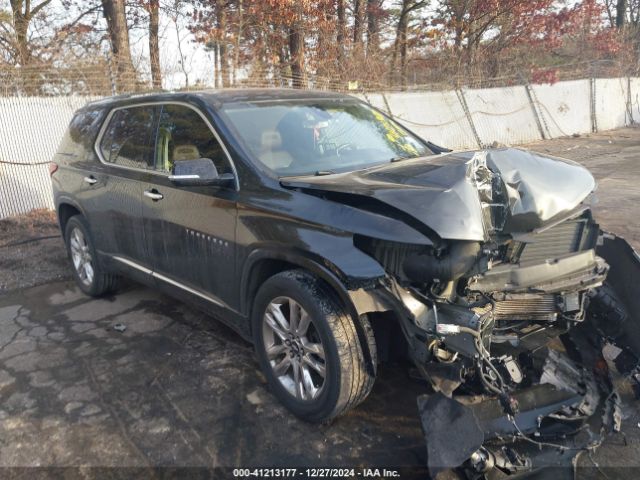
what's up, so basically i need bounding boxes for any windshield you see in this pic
[220,98,433,176]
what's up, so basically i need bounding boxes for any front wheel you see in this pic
[64,216,119,297]
[252,270,376,423]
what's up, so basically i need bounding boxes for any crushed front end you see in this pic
[352,152,638,477]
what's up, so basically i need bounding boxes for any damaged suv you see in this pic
[52,89,639,476]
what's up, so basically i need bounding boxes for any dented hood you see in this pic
[281,148,596,241]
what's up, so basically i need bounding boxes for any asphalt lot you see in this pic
[1,127,640,478]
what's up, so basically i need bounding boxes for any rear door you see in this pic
[141,103,238,310]
[89,105,161,265]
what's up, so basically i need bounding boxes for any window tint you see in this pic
[155,104,228,174]
[99,106,158,170]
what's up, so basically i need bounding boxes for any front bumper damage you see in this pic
[323,148,638,477]
[406,234,640,478]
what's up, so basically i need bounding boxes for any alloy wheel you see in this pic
[69,227,94,286]
[262,296,326,401]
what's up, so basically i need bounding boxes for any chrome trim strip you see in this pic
[152,271,225,308]
[168,174,200,180]
[112,256,153,275]
[112,255,225,308]
[93,100,240,190]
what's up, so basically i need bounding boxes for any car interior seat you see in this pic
[173,144,201,162]
[258,130,293,170]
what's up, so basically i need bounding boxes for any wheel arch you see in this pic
[56,197,85,233]
[241,247,378,375]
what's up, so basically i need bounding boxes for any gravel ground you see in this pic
[0,209,69,295]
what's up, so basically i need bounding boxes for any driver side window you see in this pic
[155,104,229,174]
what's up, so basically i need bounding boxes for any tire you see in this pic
[252,269,377,423]
[64,215,119,297]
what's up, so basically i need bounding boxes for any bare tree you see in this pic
[169,9,190,88]
[232,0,243,85]
[148,0,161,88]
[617,0,628,28]
[336,0,345,63]
[100,0,136,89]
[390,0,427,87]
[366,0,381,56]
[7,0,53,65]
[289,13,305,87]
[216,0,229,87]
[353,0,365,52]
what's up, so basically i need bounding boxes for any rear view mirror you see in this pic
[169,158,235,187]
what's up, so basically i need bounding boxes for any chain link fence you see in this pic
[0,59,637,219]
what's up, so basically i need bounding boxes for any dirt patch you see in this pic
[0,209,69,295]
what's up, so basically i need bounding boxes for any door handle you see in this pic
[144,189,164,201]
[83,176,97,185]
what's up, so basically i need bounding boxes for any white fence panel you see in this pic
[0,96,99,217]
[0,79,635,219]
[595,78,629,131]
[531,79,591,138]
[629,77,640,123]
[381,91,478,150]
[357,93,388,112]
[464,85,541,146]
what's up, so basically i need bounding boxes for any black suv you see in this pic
[52,89,622,472]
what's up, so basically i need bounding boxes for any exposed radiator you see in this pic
[493,295,557,322]
[507,214,598,265]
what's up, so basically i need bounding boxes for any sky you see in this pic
[0,0,213,88]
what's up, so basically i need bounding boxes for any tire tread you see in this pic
[276,270,377,422]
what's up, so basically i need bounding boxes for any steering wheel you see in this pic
[336,143,356,158]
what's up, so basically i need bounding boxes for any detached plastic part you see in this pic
[436,323,462,335]
[592,233,640,363]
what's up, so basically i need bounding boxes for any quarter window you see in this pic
[99,106,158,170]
[155,104,229,174]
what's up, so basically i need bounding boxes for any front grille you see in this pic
[493,295,557,322]
[507,213,598,265]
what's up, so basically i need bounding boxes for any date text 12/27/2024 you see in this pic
[233,469,401,478]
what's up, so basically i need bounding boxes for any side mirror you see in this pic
[169,158,235,187]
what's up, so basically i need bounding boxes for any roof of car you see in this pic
[86,88,355,108]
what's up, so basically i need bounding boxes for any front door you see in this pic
[141,103,238,310]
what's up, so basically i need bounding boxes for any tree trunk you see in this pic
[390,0,409,86]
[101,0,136,91]
[337,0,346,64]
[10,0,53,66]
[400,15,408,89]
[148,0,161,89]
[216,0,228,87]
[213,42,220,88]
[288,23,305,88]
[617,0,627,28]
[10,0,29,65]
[353,0,365,52]
[366,0,379,56]
[233,0,243,86]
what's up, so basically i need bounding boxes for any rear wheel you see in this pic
[64,216,119,297]
[252,269,377,423]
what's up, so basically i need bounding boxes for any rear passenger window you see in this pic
[155,104,229,174]
[99,106,158,170]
